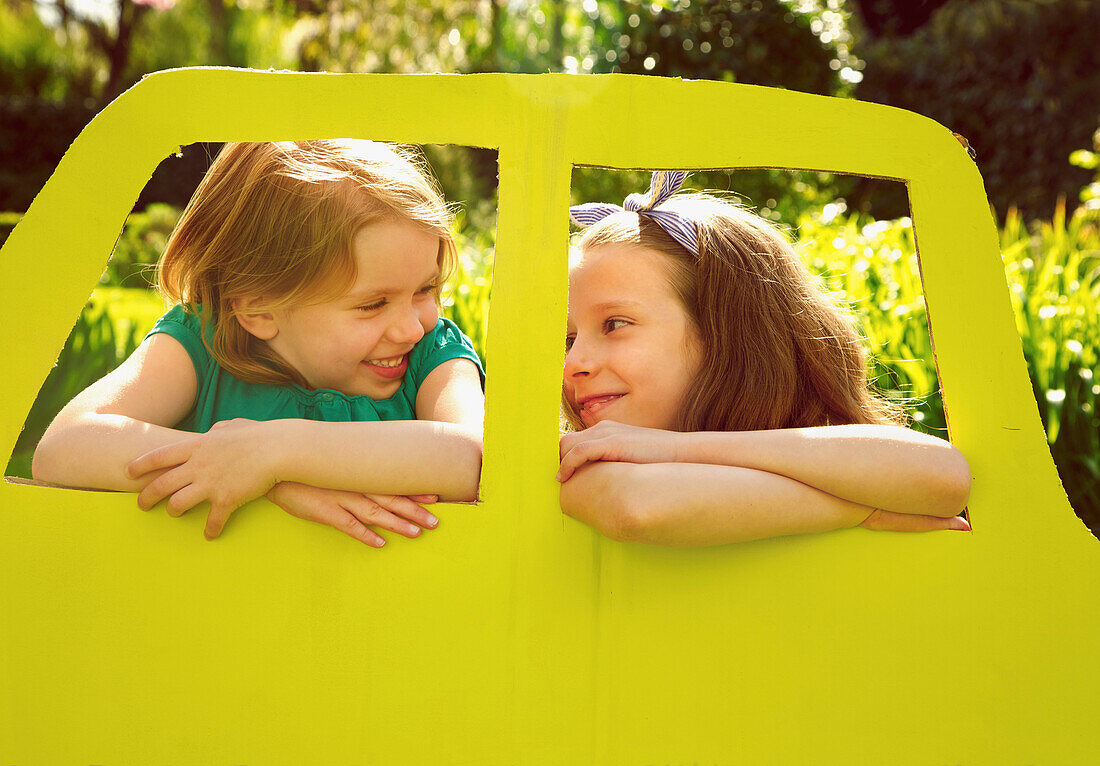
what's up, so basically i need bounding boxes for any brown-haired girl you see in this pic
[33,140,484,547]
[558,172,971,545]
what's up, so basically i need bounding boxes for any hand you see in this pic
[859,508,971,533]
[557,420,682,482]
[267,482,439,548]
[126,418,281,539]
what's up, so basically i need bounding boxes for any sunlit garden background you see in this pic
[1,0,1097,535]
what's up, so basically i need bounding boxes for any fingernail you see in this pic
[554,472,562,482]
[951,517,971,531]
[427,515,439,528]
[374,538,386,548]
[407,525,421,537]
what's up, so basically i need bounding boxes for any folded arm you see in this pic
[558,421,971,519]
[125,356,483,530]
[560,461,874,546]
[672,425,971,518]
[35,334,483,540]
[560,460,968,547]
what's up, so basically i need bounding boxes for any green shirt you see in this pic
[146,305,484,433]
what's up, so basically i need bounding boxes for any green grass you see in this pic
[794,203,1099,534]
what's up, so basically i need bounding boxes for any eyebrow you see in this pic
[590,300,645,314]
[346,268,441,303]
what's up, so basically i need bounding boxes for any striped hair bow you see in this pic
[569,170,699,257]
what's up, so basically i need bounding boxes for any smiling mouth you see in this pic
[579,394,625,419]
[363,354,408,380]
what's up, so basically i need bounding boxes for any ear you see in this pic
[231,297,279,341]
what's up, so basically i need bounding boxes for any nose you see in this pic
[563,335,596,380]
[387,303,428,346]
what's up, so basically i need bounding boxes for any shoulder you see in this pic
[145,303,214,380]
[410,317,485,388]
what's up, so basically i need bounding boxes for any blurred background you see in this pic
[1,0,1097,535]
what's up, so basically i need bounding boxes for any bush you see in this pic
[853,0,1100,222]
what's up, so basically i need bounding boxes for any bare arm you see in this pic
[671,425,971,518]
[31,333,199,491]
[560,460,969,547]
[280,356,483,499]
[127,357,484,535]
[558,422,971,519]
[560,461,874,546]
[278,356,483,499]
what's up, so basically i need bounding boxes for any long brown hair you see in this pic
[564,193,904,431]
[157,140,457,387]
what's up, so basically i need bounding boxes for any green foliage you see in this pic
[610,0,839,95]
[1068,127,1100,211]
[100,203,180,287]
[794,210,946,432]
[1000,203,1100,529]
[795,203,1099,534]
[443,212,495,367]
[130,0,294,76]
[853,0,1100,222]
[0,3,96,101]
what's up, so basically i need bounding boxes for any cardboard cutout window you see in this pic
[0,71,1095,764]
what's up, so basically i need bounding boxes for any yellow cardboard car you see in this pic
[1,71,1095,764]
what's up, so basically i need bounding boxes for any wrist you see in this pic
[259,419,295,482]
[674,429,742,466]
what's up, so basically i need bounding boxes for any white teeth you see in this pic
[368,357,403,367]
[582,394,621,410]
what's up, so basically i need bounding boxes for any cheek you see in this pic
[418,300,440,333]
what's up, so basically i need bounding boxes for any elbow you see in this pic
[603,496,653,543]
[31,429,63,484]
[449,427,483,502]
[559,463,655,544]
[931,447,972,517]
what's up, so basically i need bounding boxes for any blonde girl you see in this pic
[558,172,970,545]
[34,140,484,547]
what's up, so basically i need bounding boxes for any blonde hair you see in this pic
[564,192,904,432]
[157,140,457,387]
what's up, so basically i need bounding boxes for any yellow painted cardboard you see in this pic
[1,71,1096,763]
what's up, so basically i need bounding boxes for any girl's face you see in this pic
[565,243,703,430]
[265,218,441,399]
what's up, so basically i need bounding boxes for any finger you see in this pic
[406,494,439,504]
[344,497,422,538]
[862,509,970,533]
[164,483,205,518]
[365,494,439,529]
[329,510,386,548]
[137,467,193,511]
[203,503,238,540]
[279,494,387,548]
[556,441,600,482]
[559,430,584,460]
[126,442,193,480]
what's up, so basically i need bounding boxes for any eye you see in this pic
[416,282,439,296]
[565,334,576,351]
[357,299,386,312]
[603,318,630,333]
